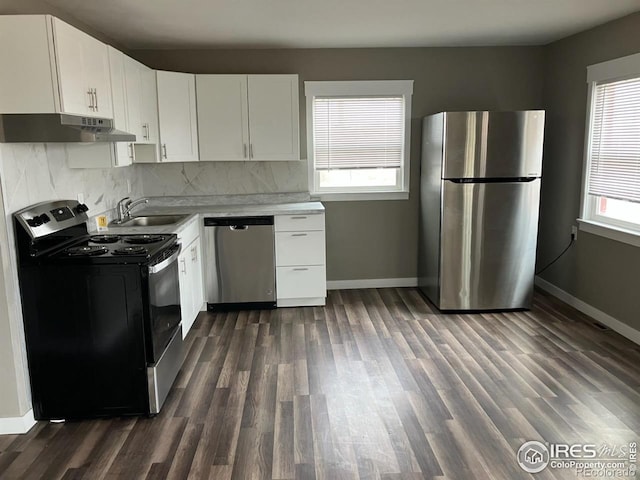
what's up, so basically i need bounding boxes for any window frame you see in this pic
[305,80,413,201]
[579,53,640,247]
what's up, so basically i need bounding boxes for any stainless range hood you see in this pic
[0,114,136,143]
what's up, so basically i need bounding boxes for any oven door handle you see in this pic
[148,245,182,275]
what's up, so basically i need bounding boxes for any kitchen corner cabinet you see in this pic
[275,213,326,307]
[177,217,205,339]
[156,71,199,163]
[196,74,299,161]
[0,15,111,117]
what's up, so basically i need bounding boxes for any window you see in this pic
[305,80,413,200]
[581,53,640,244]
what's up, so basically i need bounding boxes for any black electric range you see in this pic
[13,200,184,420]
[53,233,177,263]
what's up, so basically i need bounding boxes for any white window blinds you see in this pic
[313,96,405,170]
[589,76,640,203]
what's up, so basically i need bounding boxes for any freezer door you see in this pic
[442,111,545,179]
[439,179,541,310]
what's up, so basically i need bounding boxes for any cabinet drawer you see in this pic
[275,213,324,232]
[275,231,325,266]
[276,266,326,299]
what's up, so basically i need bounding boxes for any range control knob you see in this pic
[39,213,51,224]
[27,216,43,227]
[75,203,89,213]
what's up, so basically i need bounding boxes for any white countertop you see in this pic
[101,201,324,235]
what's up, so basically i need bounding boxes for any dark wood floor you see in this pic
[1,288,639,479]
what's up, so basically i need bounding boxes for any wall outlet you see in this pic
[571,225,578,240]
[126,179,132,194]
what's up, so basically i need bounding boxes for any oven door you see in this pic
[147,244,182,363]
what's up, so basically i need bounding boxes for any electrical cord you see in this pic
[535,235,576,275]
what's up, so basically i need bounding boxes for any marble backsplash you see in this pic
[0,143,142,219]
[137,160,308,197]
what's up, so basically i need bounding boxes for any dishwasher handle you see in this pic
[229,225,248,231]
[204,216,274,227]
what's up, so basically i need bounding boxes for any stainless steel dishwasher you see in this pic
[203,216,276,309]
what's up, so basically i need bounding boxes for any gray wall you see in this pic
[539,12,640,330]
[132,47,545,281]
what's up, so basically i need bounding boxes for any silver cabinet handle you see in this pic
[180,258,187,274]
[127,143,135,160]
[191,246,197,262]
[142,123,148,140]
[291,233,307,237]
[290,216,307,220]
[249,143,253,159]
[293,267,309,271]
[93,88,98,112]
[87,89,95,111]
[162,144,168,159]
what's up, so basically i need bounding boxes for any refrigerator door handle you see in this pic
[446,177,539,184]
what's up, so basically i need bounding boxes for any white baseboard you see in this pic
[326,277,418,290]
[535,276,640,346]
[0,409,36,435]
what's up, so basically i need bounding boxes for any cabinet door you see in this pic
[178,246,193,339]
[124,56,144,140]
[83,34,112,118]
[247,75,299,161]
[51,18,90,115]
[140,66,160,146]
[179,237,204,339]
[189,238,204,322]
[107,48,132,167]
[0,15,59,113]
[157,71,199,163]
[196,75,249,161]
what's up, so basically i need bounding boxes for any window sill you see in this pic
[314,191,409,202]
[577,219,640,247]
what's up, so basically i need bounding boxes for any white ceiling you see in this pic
[4,0,640,49]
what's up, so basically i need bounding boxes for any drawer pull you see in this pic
[291,233,307,237]
[290,216,307,220]
[293,268,309,271]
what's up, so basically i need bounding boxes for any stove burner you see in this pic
[90,235,120,244]
[113,246,148,256]
[66,246,108,256]
[124,235,166,245]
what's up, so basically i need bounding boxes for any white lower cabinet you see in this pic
[274,213,326,307]
[177,218,205,339]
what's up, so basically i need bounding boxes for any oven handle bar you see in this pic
[148,244,181,274]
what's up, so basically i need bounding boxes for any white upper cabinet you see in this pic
[0,15,111,117]
[53,18,113,117]
[124,57,160,163]
[156,71,199,163]
[196,74,299,161]
[106,47,133,167]
[196,75,249,161]
[247,75,299,161]
[66,47,134,169]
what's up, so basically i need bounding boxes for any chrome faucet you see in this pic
[115,197,148,223]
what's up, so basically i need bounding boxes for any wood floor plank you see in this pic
[2,289,639,480]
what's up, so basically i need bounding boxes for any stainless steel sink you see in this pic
[113,215,188,227]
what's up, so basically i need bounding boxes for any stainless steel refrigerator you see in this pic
[419,111,545,311]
